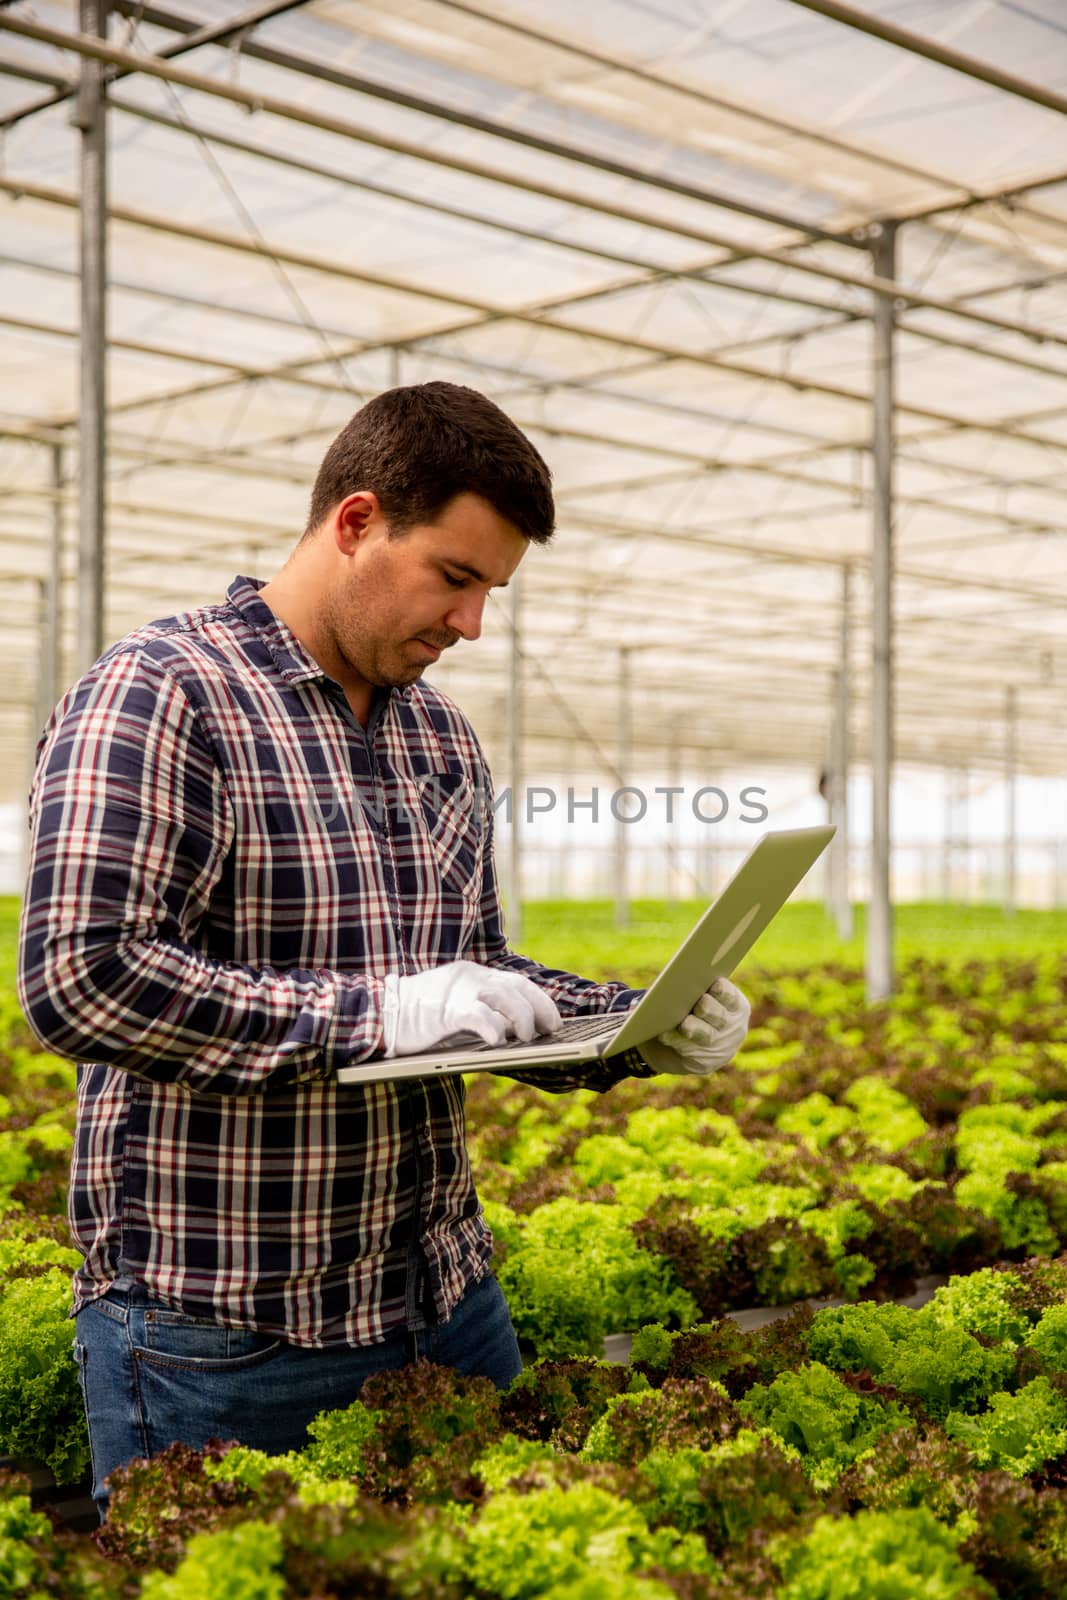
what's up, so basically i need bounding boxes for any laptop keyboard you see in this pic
[441,1013,618,1053]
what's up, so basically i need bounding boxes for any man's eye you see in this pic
[443,572,467,589]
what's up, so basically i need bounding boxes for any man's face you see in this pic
[326,491,528,692]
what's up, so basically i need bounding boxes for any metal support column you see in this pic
[830,564,853,938]
[507,573,524,945]
[942,769,954,902]
[866,222,897,1000]
[22,449,66,886]
[665,733,681,909]
[942,767,968,902]
[614,646,632,930]
[1005,686,1017,917]
[21,579,52,889]
[74,0,108,675]
[822,753,834,918]
[44,443,64,716]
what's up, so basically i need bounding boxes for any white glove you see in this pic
[381,960,562,1057]
[640,977,751,1077]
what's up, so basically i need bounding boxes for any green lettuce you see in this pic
[139,1521,285,1600]
[776,1506,994,1598]
[0,1267,88,1482]
[807,1302,1015,1421]
[945,1377,1067,1476]
[454,1481,715,1598]
[739,1362,910,1489]
[493,1198,697,1356]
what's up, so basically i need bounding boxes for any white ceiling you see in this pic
[0,0,1065,798]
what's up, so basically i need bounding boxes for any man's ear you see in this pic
[333,492,382,553]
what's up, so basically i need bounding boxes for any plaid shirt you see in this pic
[18,576,651,1346]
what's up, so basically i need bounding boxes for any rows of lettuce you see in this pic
[3,957,1067,1594]
[468,955,1067,1355]
[4,955,1067,1482]
[10,1255,1067,1597]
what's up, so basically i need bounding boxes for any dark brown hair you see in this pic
[305,382,554,543]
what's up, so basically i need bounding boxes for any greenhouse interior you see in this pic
[1,0,1067,1594]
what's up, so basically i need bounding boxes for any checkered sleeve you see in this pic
[17,648,385,1095]
[467,759,656,1093]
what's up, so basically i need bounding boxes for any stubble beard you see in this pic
[335,611,433,690]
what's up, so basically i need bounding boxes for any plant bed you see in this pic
[600,1272,948,1364]
[468,954,1067,1358]
[4,1254,1066,1598]
[0,1454,97,1533]
[4,949,1067,1593]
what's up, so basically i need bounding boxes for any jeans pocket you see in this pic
[135,1309,282,1372]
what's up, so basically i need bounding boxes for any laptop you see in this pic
[337,824,835,1087]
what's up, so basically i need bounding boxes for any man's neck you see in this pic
[259,569,374,726]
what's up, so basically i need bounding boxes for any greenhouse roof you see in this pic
[1,0,1065,800]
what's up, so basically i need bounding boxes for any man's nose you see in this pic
[446,589,486,641]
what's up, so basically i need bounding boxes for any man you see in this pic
[18,382,749,1516]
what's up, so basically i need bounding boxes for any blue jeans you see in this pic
[73,1271,521,1520]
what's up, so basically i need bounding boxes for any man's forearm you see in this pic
[17,922,385,1095]
[483,948,643,1017]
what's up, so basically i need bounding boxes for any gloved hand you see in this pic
[382,960,562,1057]
[640,976,751,1077]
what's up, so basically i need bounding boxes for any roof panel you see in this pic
[0,0,1065,796]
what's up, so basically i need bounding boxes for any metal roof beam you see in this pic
[102,0,857,251]
[7,493,1065,663]
[784,0,1067,120]
[1,14,1064,358]
[0,0,312,132]
[5,304,1066,547]
[557,456,1067,533]
[3,176,1064,474]
[888,166,1067,227]
[0,58,67,91]
[0,570,1051,713]
[6,477,1065,609]
[29,301,1060,536]
[419,0,1067,243]
[75,98,1067,397]
[4,546,1057,685]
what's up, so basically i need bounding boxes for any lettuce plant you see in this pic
[923,1267,1031,1346]
[138,1520,286,1600]
[954,1171,1058,1256]
[451,1480,716,1599]
[0,1266,88,1481]
[0,1490,53,1597]
[0,1475,126,1599]
[579,1377,739,1466]
[1025,1300,1067,1372]
[807,1302,1015,1421]
[739,1362,911,1489]
[843,1078,927,1153]
[775,1506,994,1599]
[637,1428,820,1552]
[493,1198,697,1357]
[500,1357,632,1452]
[353,1361,504,1502]
[945,1378,1067,1477]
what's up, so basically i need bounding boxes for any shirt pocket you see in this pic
[420,772,480,880]
[417,771,484,933]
